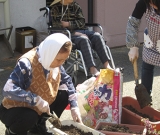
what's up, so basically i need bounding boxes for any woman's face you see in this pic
[50,49,71,68]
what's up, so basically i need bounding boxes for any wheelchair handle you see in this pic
[48,27,68,31]
[85,23,103,37]
[39,7,50,14]
[40,7,47,11]
[85,23,100,27]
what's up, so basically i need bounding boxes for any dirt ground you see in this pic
[0,45,160,135]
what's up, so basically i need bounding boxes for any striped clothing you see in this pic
[50,1,110,68]
[51,2,87,33]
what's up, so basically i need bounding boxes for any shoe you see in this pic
[92,72,100,77]
[5,128,10,135]
[5,128,17,135]
[28,125,53,135]
[28,120,52,135]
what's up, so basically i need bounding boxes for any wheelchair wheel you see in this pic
[72,70,86,87]
[72,74,78,87]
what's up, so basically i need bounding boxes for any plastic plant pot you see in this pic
[121,96,160,135]
[95,122,147,135]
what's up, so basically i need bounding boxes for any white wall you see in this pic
[76,0,147,48]
[94,0,146,47]
[0,0,46,50]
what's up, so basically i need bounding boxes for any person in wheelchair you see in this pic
[50,0,112,77]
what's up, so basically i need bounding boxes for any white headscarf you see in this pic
[38,33,71,71]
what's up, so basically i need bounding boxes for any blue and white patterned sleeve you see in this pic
[126,0,146,48]
[59,66,78,108]
[3,58,37,106]
[126,16,141,48]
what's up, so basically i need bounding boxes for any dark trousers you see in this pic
[0,90,68,135]
[141,61,154,95]
[71,30,110,68]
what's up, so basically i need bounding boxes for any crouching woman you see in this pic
[0,33,82,135]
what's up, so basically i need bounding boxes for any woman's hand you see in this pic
[61,21,70,28]
[35,96,50,115]
[128,47,139,62]
[71,107,83,124]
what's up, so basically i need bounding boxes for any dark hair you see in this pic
[58,41,72,53]
[144,0,160,14]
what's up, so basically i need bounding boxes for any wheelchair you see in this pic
[39,7,115,86]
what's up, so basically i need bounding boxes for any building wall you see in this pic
[0,3,5,35]
[76,0,88,22]
[0,0,46,50]
[77,0,146,48]
[0,0,146,49]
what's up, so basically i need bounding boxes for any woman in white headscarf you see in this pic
[0,33,82,135]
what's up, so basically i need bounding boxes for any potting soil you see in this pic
[60,125,93,135]
[123,105,157,122]
[98,124,142,134]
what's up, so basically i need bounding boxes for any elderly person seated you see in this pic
[50,0,112,77]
